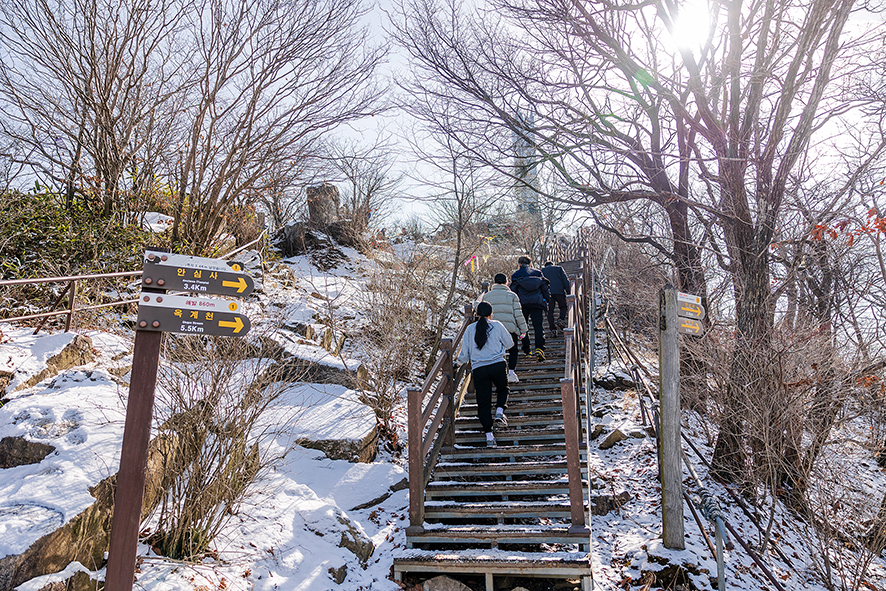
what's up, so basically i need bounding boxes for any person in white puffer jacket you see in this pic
[479,273,528,383]
[457,301,513,447]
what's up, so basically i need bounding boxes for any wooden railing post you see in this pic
[406,387,425,534]
[560,378,589,532]
[64,280,78,332]
[440,338,455,447]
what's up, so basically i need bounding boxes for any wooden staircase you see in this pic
[393,265,594,591]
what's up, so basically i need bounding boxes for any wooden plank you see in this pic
[407,387,425,532]
[659,287,685,549]
[422,396,450,457]
[560,379,587,530]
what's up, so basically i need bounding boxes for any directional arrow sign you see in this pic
[141,251,254,297]
[136,293,251,336]
[677,317,703,336]
[676,292,706,320]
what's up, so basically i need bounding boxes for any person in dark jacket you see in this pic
[510,255,551,361]
[542,261,570,335]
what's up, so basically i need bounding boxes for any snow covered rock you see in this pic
[423,575,471,591]
[599,428,628,450]
[280,383,379,462]
[1,333,94,395]
[0,436,55,469]
[594,362,636,390]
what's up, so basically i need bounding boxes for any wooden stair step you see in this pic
[455,429,573,446]
[443,443,582,461]
[461,400,584,415]
[425,479,580,498]
[393,548,592,579]
[406,524,591,545]
[455,414,567,430]
[424,500,574,519]
[434,459,580,478]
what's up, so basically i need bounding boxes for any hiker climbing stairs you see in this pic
[394,253,594,591]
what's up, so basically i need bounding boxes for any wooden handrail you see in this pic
[407,303,474,533]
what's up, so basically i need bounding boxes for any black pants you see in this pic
[548,293,568,331]
[473,360,508,433]
[521,306,546,353]
[508,332,519,370]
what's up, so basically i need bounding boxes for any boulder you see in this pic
[423,576,471,591]
[593,363,636,390]
[306,183,340,227]
[19,335,94,391]
[599,429,628,450]
[0,436,55,469]
[0,409,207,590]
[297,426,379,464]
[591,491,633,515]
[327,565,348,584]
[336,512,374,564]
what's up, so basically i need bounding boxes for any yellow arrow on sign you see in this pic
[678,318,703,335]
[222,276,248,293]
[219,316,245,333]
[679,303,705,319]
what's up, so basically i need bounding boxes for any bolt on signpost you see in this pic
[658,286,706,550]
[105,251,253,591]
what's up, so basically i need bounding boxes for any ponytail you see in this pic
[475,301,493,349]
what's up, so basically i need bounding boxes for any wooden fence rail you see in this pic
[407,304,474,533]
[0,234,266,335]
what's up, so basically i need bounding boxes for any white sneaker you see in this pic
[507,369,519,383]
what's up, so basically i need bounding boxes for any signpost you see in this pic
[658,286,707,550]
[141,250,254,297]
[106,252,253,591]
[136,293,251,335]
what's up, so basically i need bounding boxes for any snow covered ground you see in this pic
[2,243,886,591]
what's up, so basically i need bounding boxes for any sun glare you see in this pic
[669,2,713,52]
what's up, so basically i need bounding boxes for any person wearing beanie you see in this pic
[542,261,571,335]
[479,273,528,383]
[509,255,551,362]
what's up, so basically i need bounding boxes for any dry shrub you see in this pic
[356,247,445,446]
[148,332,297,560]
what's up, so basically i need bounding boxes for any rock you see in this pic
[0,436,56,469]
[335,512,374,564]
[271,357,360,389]
[591,491,632,515]
[349,477,409,510]
[423,575,471,591]
[599,429,628,450]
[306,183,340,227]
[327,565,347,584]
[298,427,379,463]
[20,335,94,391]
[46,335,93,372]
[628,429,646,438]
[0,406,208,591]
[590,424,604,440]
[0,371,12,393]
[594,363,636,390]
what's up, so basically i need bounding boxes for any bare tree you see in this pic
[170,0,387,253]
[325,135,404,234]
[390,0,886,482]
[0,0,188,214]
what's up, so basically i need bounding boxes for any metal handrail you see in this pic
[0,234,267,334]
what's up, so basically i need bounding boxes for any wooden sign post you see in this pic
[658,286,685,549]
[105,252,253,591]
[658,286,706,550]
